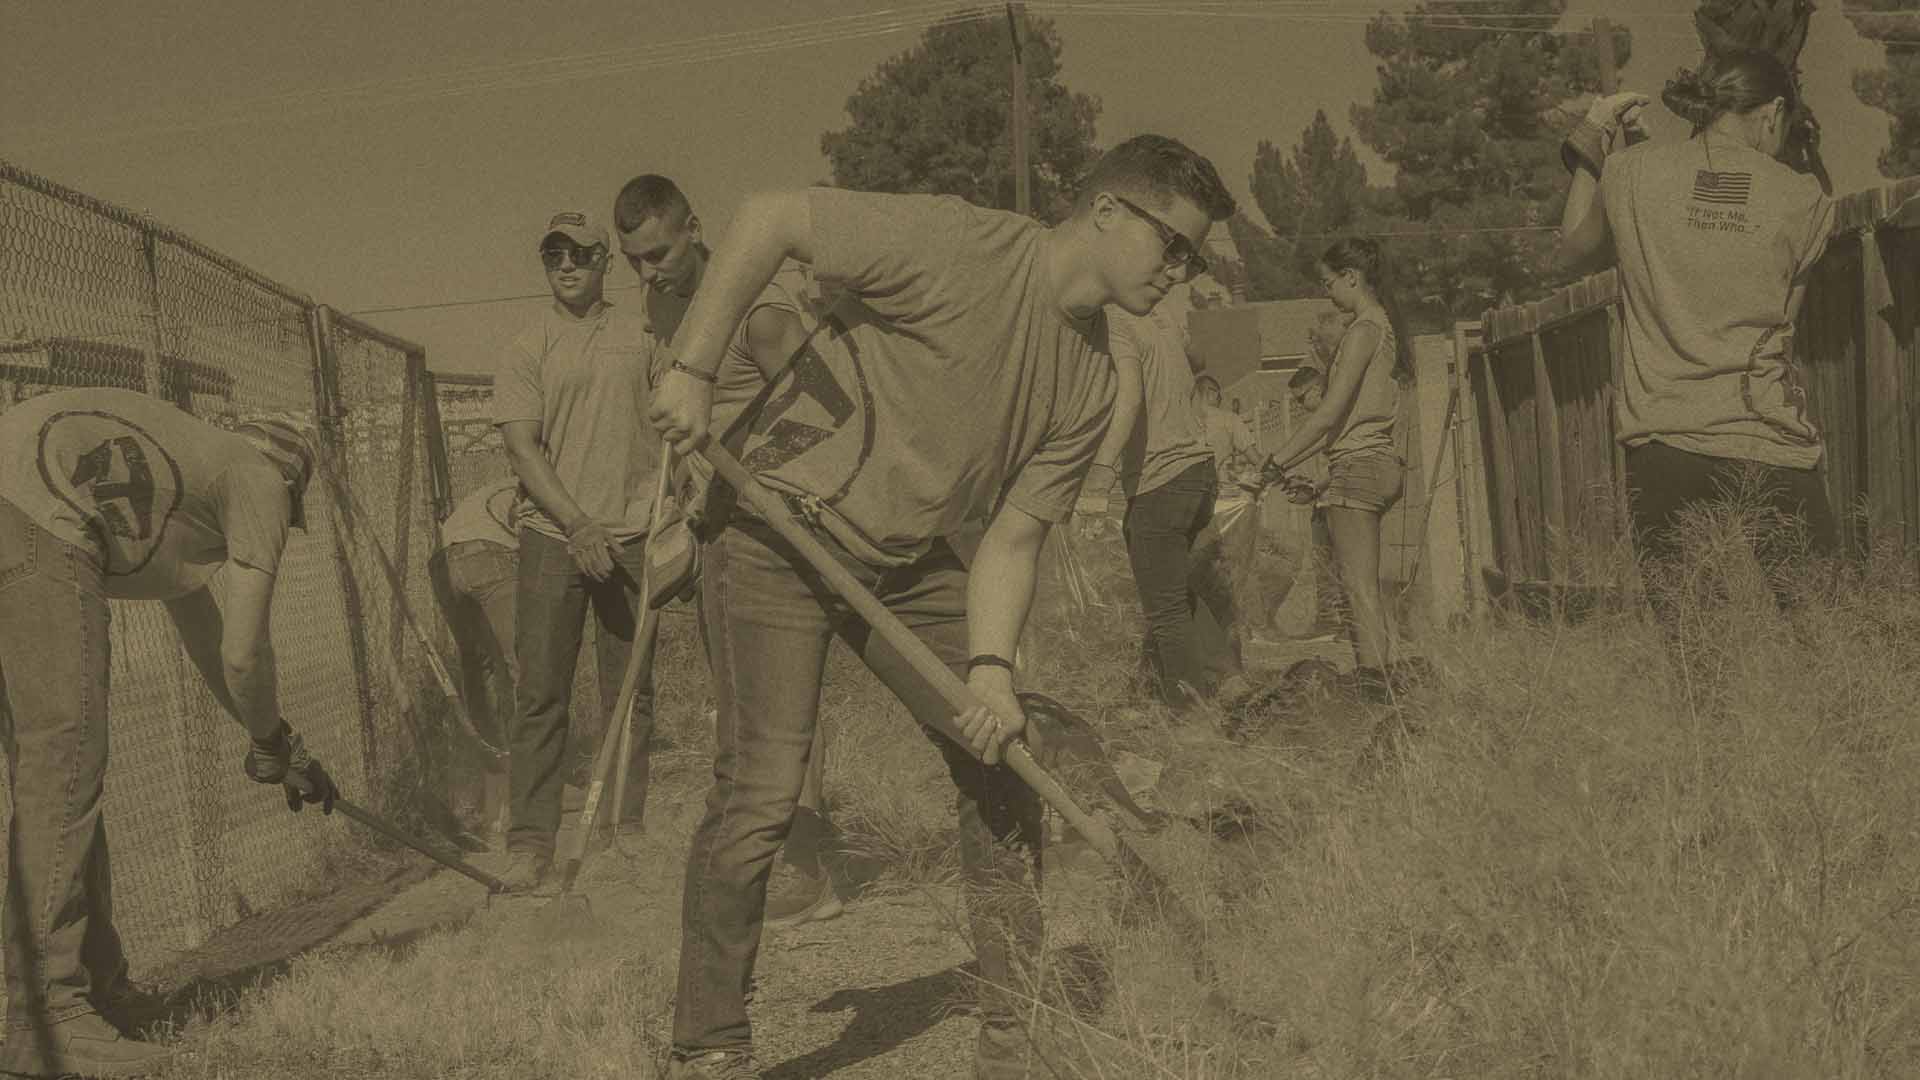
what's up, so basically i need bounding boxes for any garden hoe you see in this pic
[698,444,1279,1038]
[538,462,677,933]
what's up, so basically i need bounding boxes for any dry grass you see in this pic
[125,501,1920,1078]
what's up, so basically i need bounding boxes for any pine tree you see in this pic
[820,10,1101,222]
[1350,1,1631,320]
[1845,0,1920,178]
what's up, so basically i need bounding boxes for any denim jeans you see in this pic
[431,541,519,830]
[672,515,1043,1054]
[508,528,654,856]
[0,497,128,1039]
[1124,459,1241,705]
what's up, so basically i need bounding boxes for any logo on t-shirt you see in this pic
[738,312,874,504]
[37,410,185,576]
[1692,170,1753,206]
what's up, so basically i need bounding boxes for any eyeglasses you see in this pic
[540,245,606,271]
[1111,195,1208,279]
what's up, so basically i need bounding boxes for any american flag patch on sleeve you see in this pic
[1692,170,1752,206]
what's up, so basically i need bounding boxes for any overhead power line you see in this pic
[10,3,1704,149]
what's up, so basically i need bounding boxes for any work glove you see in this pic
[1562,91,1651,178]
[244,723,338,814]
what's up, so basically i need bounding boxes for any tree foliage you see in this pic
[820,11,1101,222]
[1242,110,1376,299]
[1350,1,1631,321]
[1846,0,1920,179]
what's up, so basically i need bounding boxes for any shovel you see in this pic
[698,444,1276,1034]
[540,462,677,926]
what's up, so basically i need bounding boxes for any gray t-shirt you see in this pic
[0,388,290,600]
[1109,306,1212,498]
[1602,134,1836,468]
[731,189,1116,565]
[491,301,661,543]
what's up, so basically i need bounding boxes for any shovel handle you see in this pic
[697,444,1124,865]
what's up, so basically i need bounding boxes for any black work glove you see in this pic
[243,723,337,814]
[244,721,295,784]
[281,741,339,815]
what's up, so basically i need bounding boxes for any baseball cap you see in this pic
[538,211,608,251]
[234,415,319,531]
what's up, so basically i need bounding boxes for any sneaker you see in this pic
[764,865,844,928]
[0,1009,172,1078]
[497,849,550,893]
[666,1048,760,1079]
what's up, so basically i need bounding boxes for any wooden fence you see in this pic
[1458,174,1920,600]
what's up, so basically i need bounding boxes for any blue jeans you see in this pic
[672,515,1043,1054]
[0,498,127,1037]
[1125,460,1240,705]
[431,541,518,829]
[508,528,654,856]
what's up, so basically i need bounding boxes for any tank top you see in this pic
[1325,313,1399,460]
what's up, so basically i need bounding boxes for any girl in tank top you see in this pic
[1261,237,1411,703]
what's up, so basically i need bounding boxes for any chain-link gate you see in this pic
[0,157,458,978]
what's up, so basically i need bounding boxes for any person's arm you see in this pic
[1553,91,1650,275]
[163,586,242,724]
[650,191,817,453]
[1554,168,1613,276]
[1087,338,1144,512]
[954,501,1049,766]
[1265,321,1381,475]
[500,419,613,580]
[741,303,811,382]
[163,568,282,742]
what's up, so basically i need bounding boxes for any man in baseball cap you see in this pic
[493,208,666,892]
[540,210,608,251]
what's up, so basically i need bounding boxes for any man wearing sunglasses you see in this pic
[645,134,1235,1080]
[491,210,664,893]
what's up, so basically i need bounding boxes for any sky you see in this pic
[0,1,1896,375]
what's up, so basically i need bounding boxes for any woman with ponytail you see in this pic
[1555,49,1839,583]
[1262,237,1411,703]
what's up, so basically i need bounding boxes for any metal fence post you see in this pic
[311,304,384,809]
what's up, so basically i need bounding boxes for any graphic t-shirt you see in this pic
[650,262,813,503]
[729,189,1116,565]
[0,388,291,600]
[1601,134,1836,468]
[1109,307,1211,498]
[439,476,520,550]
[491,301,661,543]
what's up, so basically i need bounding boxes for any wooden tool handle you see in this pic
[698,443,1123,863]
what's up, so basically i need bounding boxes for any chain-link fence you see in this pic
[0,157,462,975]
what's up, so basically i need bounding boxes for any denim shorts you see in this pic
[1322,449,1404,513]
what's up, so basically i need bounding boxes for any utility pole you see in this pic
[1593,16,1618,95]
[1007,3,1031,216]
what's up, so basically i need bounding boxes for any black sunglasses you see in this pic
[540,245,606,271]
[1112,195,1208,279]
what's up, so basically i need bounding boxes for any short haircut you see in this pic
[613,174,693,233]
[1076,134,1236,222]
[1193,374,1222,394]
